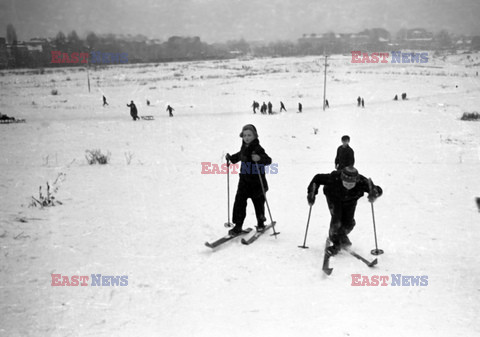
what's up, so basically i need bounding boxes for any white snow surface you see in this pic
[1,54,479,337]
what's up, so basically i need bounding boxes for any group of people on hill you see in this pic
[252,101,288,114]
[101,95,175,120]
[225,126,382,255]
[357,96,365,108]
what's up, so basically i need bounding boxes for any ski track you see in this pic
[0,55,479,337]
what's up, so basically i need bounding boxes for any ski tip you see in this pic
[205,242,214,249]
[323,268,333,276]
[368,258,378,267]
[241,238,249,245]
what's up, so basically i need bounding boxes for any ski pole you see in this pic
[370,201,383,255]
[224,158,234,228]
[253,160,279,238]
[368,178,384,255]
[299,183,316,249]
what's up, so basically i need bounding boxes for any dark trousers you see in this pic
[326,198,357,245]
[232,188,266,228]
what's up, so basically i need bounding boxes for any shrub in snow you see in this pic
[85,149,110,165]
[460,112,480,121]
[29,173,65,208]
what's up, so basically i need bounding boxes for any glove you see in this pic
[368,186,382,203]
[225,153,231,162]
[307,194,315,205]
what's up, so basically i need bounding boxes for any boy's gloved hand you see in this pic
[307,194,315,206]
[225,153,231,162]
[368,186,382,203]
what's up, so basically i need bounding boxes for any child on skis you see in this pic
[226,124,272,235]
[307,166,382,256]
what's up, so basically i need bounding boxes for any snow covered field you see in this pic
[1,54,479,337]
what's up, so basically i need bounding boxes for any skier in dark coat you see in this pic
[103,95,108,107]
[298,102,302,113]
[335,135,355,170]
[280,101,287,112]
[357,96,361,107]
[226,124,272,235]
[307,167,382,255]
[127,101,139,120]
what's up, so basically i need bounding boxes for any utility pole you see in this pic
[323,51,327,111]
[87,48,91,93]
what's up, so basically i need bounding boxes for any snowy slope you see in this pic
[0,54,479,337]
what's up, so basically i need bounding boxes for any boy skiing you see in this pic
[307,167,382,256]
[226,124,272,235]
[335,135,355,170]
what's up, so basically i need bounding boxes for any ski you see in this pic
[344,247,378,267]
[322,238,333,275]
[205,228,252,249]
[241,222,279,245]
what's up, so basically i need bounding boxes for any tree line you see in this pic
[2,24,480,69]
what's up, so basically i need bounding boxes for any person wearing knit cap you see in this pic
[306,166,383,256]
[225,124,272,235]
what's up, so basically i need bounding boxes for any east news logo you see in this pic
[51,274,128,286]
[351,274,428,286]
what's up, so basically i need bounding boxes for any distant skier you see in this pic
[357,96,361,107]
[166,105,174,117]
[402,93,407,100]
[298,102,303,113]
[394,95,398,101]
[325,99,330,108]
[267,101,273,114]
[361,98,365,108]
[225,124,272,235]
[103,95,108,107]
[127,100,139,120]
[147,99,150,106]
[280,101,287,112]
[307,167,383,255]
[335,135,355,170]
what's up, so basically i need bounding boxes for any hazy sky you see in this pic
[1,0,480,42]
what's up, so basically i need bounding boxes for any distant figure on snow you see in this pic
[298,102,303,113]
[166,105,174,117]
[267,101,273,114]
[280,101,287,112]
[361,98,365,108]
[147,99,150,106]
[103,95,108,107]
[252,101,259,114]
[335,135,355,171]
[401,93,407,100]
[127,100,139,120]
[357,96,361,107]
[261,102,267,114]
[325,99,330,108]
[394,95,398,101]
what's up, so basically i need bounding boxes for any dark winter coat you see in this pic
[127,103,138,117]
[307,171,382,209]
[335,145,355,170]
[230,138,272,196]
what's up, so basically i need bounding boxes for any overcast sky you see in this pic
[1,0,480,42]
